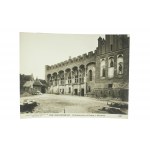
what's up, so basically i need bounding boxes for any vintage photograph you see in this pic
[20,33,129,118]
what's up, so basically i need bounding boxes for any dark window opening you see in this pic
[118,63,123,74]
[55,79,57,86]
[68,79,71,84]
[110,59,114,67]
[102,68,106,77]
[108,84,113,88]
[69,87,71,93]
[89,70,92,81]
[62,89,64,94]
[74,89,78,95]
[88,86,91,92]
[75,78,78,83]
[79,78,81,83]
[81,88,84,96]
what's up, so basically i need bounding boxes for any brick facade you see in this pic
[45,35,129,101]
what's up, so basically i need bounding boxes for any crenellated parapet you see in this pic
[45,34,129,79]
[45,34,129,100]
[97,35,129,54]
[46,50,97,71]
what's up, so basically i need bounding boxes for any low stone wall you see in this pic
[92,88,128,101]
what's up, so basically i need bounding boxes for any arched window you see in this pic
[117,54,123,74]
[89,70,92,81]
[47,74,51,81]
[110,58,114,67]
[68,72,71,84]
[68,72,71,79]
[109,57,114,67]
[108,57,114,78]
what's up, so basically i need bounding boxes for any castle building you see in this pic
[45,35,129,100]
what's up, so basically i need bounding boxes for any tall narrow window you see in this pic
[110,58,114,67]
[119,63,123,73]
[102,68,106,77]
[55,78,57,86]
[89,70,92,81]
[79,74,82,83]
[100,59,106,78]
[69,87,71,93]
[68,72,71,84]
[117,54,123,74]
[74,70,78,83]
[108,57,114,78]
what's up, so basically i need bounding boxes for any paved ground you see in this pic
[20,94,128,114]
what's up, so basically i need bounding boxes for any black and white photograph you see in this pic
[1,0,150,150]
[20,33,129,118]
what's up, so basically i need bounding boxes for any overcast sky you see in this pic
[20,33,105,79]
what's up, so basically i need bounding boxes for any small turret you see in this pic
[98,36,103,47]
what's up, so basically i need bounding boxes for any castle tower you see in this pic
[105,35,119,52]
[98,36,106,54]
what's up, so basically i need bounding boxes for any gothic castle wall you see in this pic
[45,35,129,100]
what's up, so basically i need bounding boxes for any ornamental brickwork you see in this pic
[45,35,129,100]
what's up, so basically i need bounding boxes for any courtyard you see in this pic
[20,94,128,116]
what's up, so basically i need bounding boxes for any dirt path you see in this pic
[20,94,127,114]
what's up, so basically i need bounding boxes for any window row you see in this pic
[100,54,123,78]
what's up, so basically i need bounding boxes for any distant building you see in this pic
[39,79,47,93]
[23,80,34,94]
[45,35,129,100]
[33,78,43,93]
[20,74,47,94]
[20,74,34,94]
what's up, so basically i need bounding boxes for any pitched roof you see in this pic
[39,79,46,84]
[40,79,47,85]
[23,81,34,88]
[33,79,43,86]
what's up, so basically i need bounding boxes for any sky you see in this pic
[20,33,105,79]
